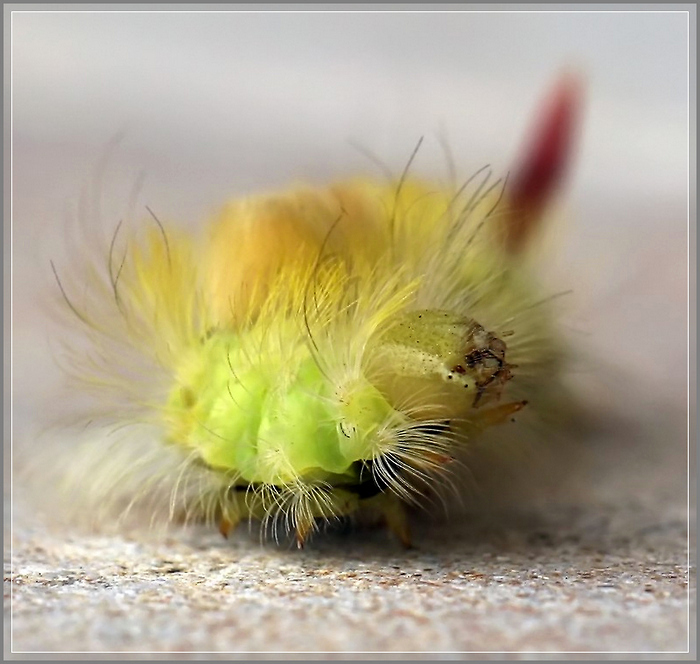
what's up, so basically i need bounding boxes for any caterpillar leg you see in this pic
[295,516,316,549]
[217,495,245,539]
[363,492,413,549]
[218,514,240,539]
[471,400,528,429]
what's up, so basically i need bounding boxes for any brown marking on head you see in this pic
[462,324,515,408]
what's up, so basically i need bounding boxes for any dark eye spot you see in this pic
[464,351,481,368]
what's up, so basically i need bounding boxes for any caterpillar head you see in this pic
[364,310,518,421]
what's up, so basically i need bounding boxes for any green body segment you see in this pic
[164,330,400,488]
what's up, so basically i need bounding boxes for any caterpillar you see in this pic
[48,74,581,548]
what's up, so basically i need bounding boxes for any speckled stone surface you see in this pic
[6,503,691,656]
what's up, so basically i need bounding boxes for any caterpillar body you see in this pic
[51,76,580,547]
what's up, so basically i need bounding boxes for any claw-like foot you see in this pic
[295,517,315,549]
[364,492,413,548]
[473,400,528,428]
[218,513,240,539]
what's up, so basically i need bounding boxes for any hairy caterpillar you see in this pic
[49,75,581,548]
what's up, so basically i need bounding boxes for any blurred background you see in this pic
[8,8,693,654]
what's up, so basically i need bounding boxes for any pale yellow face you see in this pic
[363,310,516,420]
